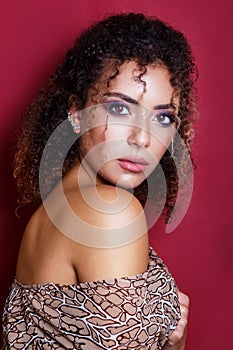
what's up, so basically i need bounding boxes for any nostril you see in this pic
[127,137,150,148]
[127,131,150,148]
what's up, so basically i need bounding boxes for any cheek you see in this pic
[149,138,168,161]
[90,126,106,143]
[79,123,127,162]
[103,125,126,140]
[80,126,106,152]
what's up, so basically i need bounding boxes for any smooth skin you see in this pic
[16,61,189,349]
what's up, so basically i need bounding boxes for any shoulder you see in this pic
[64,184,149,282]
[17,183,149,284]
[73,184,146,228]
[64,184,147,243]
[16,204,79,284]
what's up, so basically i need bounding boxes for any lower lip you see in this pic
[118,159,146,173]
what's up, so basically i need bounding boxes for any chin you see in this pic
[105,175,146,190]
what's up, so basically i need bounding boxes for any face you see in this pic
[77,61,179,189]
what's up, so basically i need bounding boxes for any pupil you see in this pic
[158,115,165,121]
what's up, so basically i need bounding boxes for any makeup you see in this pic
[118,156,148,173]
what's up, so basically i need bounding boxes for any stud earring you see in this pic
[67,111,80,132]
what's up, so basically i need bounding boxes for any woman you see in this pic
[2,13,196,349]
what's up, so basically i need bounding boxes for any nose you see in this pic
[127,126,150,149]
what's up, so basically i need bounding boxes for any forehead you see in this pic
[110,61,174,104]
[86,60,176,109]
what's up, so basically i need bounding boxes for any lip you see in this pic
[118,156,148,173]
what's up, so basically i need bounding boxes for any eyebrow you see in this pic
[103,92,174,110]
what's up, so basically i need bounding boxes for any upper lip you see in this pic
[118,156,149,165]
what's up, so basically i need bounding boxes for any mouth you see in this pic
[117,157,149,173]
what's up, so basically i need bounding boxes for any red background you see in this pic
[1,0,232,349]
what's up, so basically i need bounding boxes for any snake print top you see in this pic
[2,247,180,349]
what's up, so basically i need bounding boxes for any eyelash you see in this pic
[105,101,130,116]
[152,112,176,127]
[104,101,176,127]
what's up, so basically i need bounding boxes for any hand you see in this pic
[163,291,189,350]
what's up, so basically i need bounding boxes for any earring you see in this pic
[67,111,80,132]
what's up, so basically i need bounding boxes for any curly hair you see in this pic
[14,12,198,220]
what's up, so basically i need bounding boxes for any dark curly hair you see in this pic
[14,12,198,220]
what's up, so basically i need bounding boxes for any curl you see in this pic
[14,12,198,221]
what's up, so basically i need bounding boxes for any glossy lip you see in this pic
[117,156,149,173]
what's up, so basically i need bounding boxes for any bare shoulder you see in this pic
[65,184,149,283]
[63,184,148,246]
[69,184,146,228]
[16,204,78,285]
[16,184,149,284]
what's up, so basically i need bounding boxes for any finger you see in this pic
[168,317,187,345]
[180,303,189,320]
[166,292,189,346]
[177,291,190,308]
[167,324,187,348]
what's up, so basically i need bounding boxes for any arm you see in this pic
[163,291,190,350]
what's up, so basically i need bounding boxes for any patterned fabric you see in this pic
[2,248,180,349]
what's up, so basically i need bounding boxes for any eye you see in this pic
[152,112,176,127]
[107,102,130,116]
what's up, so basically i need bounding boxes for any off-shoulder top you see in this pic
[2,247,180,349]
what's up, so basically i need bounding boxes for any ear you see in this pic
[68,108,80,134]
